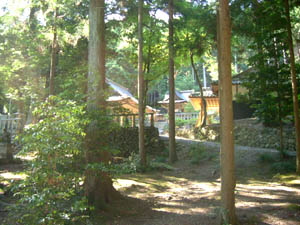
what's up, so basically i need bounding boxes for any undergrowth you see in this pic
[259,152,296,174]
[188,144,216,164]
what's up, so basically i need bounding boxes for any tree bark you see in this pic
[284,0,300,173]
[190,52,207,128]
[85,0,120,209]
[217,0,237,224]
[16,93,25,133]
[49,7,58,96]
[138,0,146,168]
[273,37,284,156]
[168,0,177,163]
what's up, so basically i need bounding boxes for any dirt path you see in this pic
[0,141,299,225]
[109,142,300,225]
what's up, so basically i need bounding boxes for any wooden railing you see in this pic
[0,115,21,134]
[112,113,154,128]
[175,112,198,121]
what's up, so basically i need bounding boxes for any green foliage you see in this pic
[235,93,250,104]
[111,152,174,174]
[175,118,198,128]
[236,0,297,127]
[153,155,167,163]
[271,159,296,173]
[259,153,276,164]
[188,144,215,165]
[117,153,143,173]
[10,96,90,224]
[259,151,296,174]
[183,102,197,113]
[286,204,300,211]
[175,67,199,91]
[149,161,176,171]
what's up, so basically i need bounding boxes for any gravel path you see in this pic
[110,135,300,225]
[160,135,286,155]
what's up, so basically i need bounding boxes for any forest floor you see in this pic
[107,141,300,225]
[0,141,300,225]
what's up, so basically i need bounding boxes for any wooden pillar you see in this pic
[120,116,124,127]
[132,115,136,127]
[150,113,154,127]
[125,116,129,127]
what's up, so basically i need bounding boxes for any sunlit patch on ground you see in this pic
[274,174,300,185]
[112,147,300,225]
[15,152,37,161]
[0,172,27,180]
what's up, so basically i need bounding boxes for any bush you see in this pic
[271,160,296,173]
[188,144,216,165]
[259,153,276,163]
[175,118,197,128]
[9,97,90,225]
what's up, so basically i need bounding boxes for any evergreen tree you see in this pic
[218,0,236,224]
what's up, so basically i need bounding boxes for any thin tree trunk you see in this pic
[217,0,236,224]
[49,7,58,96]
[29,6,38,32]
[273,37,284,156]
[16,93,25,133]
[168,0,177,163]
[138,0,146,168]
[284,0,300,173]
[190,52,207,128]
[85,0,120,209]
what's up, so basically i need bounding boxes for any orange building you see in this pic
[189,88,219,127]
[189,70,250,127]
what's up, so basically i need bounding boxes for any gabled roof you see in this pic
[179,90,194,102]
[106,78,134,98]
[232,68,256,84]
[175,90,189,102]
[189,87,216,98]
[106,78,156,113]
[211,68,255,85]
[158,89,194,104]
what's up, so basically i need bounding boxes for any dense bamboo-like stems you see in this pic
[49,7,58,96]
[217,0,236,224]
[284,0,300,173]
[138,0,146,167]
[168,0,177,163]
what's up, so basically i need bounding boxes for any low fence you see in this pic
[156,112,199,122]
[114,112,199,127]
[175,112,198,121]
[112,113,154,128]
[0,115,21,134]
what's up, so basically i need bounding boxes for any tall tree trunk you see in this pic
[273,37,284,156]
[168,0,177,163]
[138,0,146,168]
[190,52,207,128]
[49,7,58,96]
[29,6,38,32]
[217,0,236,224]
[284,0,300,173]
[85,0,120,209]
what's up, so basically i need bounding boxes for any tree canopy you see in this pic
[1,0,300,224]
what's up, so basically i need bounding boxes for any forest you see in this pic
[0,0,300,224]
